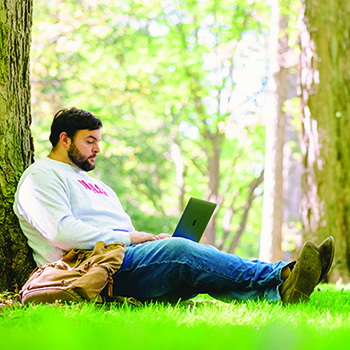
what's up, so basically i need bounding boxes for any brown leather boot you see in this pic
[317,236,335,284]
[280,241,322,304]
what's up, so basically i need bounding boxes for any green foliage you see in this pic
[30,0,277,256]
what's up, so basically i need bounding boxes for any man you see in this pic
[14,107,335,304]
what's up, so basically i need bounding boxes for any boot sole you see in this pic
[283,242,321,304]
[293,242,321,297]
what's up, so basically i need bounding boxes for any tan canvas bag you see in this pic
[20,241,135,305]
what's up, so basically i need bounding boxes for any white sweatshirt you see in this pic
[14,157,134,266]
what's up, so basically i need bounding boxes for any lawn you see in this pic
[1,285,350,350]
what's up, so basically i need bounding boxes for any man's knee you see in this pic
[160,237,196,252]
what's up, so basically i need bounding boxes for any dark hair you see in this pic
[49,107,103,147]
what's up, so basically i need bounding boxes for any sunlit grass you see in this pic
[1,285,350,350]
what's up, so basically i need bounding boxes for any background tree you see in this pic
[300,0,350,282]
[0,0,35,292]
[259,0,300,262]
[30,0,274,257]
[259,0,286,263]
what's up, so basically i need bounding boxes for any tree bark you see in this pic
[0,0,35,292]
[300,0,350,282]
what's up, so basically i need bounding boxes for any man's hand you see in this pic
[157,233,172,240]
[129,232,171,245]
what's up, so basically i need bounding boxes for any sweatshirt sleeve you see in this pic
[15,168,131,251]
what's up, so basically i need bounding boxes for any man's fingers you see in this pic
[130,231,169,245]
[158,233,171,239]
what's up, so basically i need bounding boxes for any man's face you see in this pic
[67,129,101,171]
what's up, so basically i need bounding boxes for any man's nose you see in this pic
[94,144,100,153]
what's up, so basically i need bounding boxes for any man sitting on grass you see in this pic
[14,107,335,304]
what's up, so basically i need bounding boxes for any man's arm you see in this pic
[15,170,131,251]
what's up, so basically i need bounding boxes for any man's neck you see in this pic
[48,149,70,166]
[48,149,83,171]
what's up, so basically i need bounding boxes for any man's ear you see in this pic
[59,132,71,148]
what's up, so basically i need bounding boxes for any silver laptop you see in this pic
[172,197,217,242]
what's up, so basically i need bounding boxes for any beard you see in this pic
[67,142,95,171]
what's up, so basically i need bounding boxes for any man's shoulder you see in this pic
[21,158,49,176]
[19,158,78,185]
[20,158,111,192]
[25,158,75,174]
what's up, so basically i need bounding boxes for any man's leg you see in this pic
[110,237,289,303]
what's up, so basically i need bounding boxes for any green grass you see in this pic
[1,285,350,350]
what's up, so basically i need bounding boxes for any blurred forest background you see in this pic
[26,0,349,278]
[29,0,304,261]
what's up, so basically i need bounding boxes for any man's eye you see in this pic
[87,141,93,144]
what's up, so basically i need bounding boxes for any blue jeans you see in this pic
[111,237,288,303]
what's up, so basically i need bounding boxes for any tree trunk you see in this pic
[169,141,185,213]
[259,0,288,263]
[203,131,224,245]
[0,0,35,292]
[300,0,350,282]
